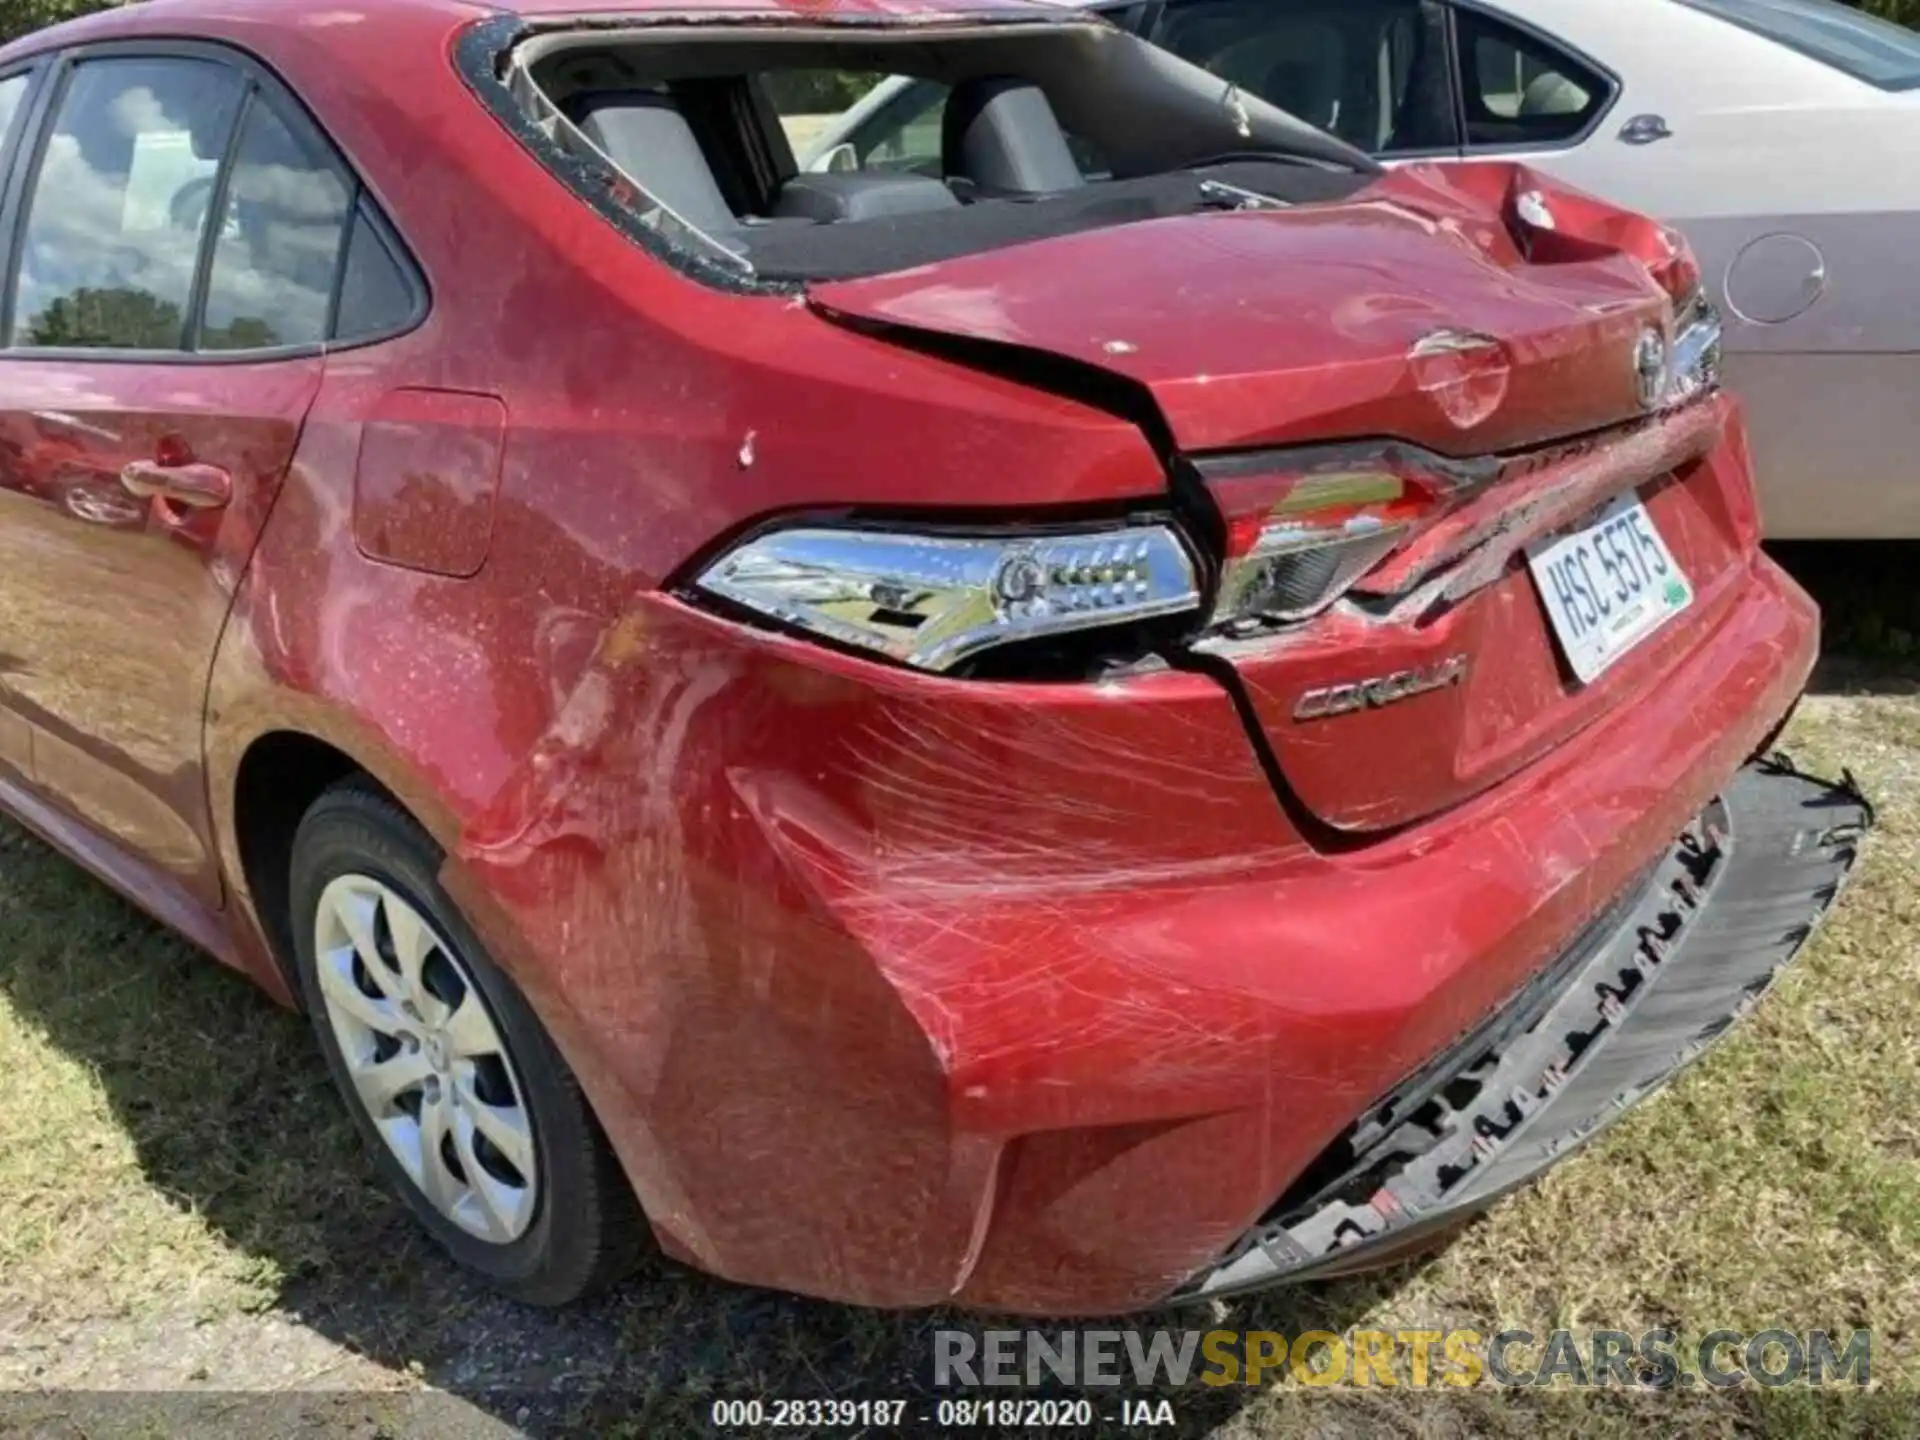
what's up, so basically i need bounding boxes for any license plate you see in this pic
[1526,493,1693,684]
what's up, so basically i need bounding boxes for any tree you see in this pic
[1,2,120,47]
[759,70,884,116]
[26,286,184,350]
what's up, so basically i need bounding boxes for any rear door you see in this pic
[0,43,364,905]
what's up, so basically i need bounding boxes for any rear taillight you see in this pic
[1642,227,1704,309]
[1198,445,1491,636]
[691,523,1201,673]
[1664,293,1723,410]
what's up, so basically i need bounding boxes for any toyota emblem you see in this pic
[1634,328,1670,411]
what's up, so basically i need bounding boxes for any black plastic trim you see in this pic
[0,49,73,350]
[0,59,51,327]
[321,177,360,344]
[1175,758,1871,1301]
[184,82,253,352]
[0,61,43,194]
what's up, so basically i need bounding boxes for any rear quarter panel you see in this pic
[193,0,1190,1305]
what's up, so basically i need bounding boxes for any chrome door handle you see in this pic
[120,459,233,510]
[1617,114,1673,147]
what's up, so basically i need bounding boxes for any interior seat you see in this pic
[940,77,1084,197]
[1519,72,1591,117]
[568,90,739,234]
[772,171,960,224]
[1261,58,1345,135]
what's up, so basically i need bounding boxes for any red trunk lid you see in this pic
[810,166,1753,833]
[809,167,1668,457]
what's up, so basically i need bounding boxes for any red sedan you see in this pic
[0,0,1866,1314]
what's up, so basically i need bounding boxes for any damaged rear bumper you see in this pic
[473,554,1832,1315]
[1177,759,1871,1303]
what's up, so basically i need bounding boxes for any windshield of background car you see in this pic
[1679,0,1920,90]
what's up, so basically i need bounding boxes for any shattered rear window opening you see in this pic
[467,13,1380,291]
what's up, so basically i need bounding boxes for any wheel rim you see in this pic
[313,874,538,1243]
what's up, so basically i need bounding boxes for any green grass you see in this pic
[0,824,394,1323]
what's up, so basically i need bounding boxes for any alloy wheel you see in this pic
[312,874,539,1243]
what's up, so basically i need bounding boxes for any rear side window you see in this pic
[11,57,244,349]
[2,49,424,357]
[199,96,352,351]
[1678,0,1920,90]
[333,205,418,340]
[1455,9,1611,149]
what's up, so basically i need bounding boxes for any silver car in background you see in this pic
[803,0,1920,539]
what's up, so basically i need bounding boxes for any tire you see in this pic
[290,781,644,1305]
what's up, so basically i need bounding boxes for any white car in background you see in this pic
[804,0,1920,539]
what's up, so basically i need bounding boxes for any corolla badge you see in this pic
[1294,655,1471,722]
[1634,328,1670,411]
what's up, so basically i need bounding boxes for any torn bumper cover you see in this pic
[1179,759,1871,1303]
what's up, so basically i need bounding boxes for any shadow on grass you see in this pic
[1769,542,1920,695]
[0,816,1440,1436]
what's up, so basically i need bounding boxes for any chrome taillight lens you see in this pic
[1200,446,1484,635]
[1664,292,1723,409]
[693,524,1202,673]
